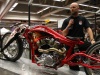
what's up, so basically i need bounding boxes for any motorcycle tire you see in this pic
[84,41,100,75]
[1,32,23,62]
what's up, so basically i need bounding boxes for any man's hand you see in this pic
[91,40,95,44]
[68,19,74,27]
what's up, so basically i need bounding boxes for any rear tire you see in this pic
[84,41,100,75]
[2,32,23,62]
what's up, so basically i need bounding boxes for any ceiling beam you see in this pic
[17,1,96,15]
[0,0,16,20]
[84,13,95,17]
[64,0,70,6]
[0,0,6,2]
[41,0,89,18]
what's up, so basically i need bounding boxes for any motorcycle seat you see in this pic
[66,36,83,41]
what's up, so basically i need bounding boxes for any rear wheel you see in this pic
[84,42,100,75]
[2,32,23,62]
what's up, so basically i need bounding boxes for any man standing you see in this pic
[61,2,95,71]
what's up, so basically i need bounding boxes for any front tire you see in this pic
[2,32,23,62]
[84,41,100,75]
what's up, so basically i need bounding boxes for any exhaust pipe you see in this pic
[38,47,66,55]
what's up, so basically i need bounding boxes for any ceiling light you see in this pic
[9,3,18,11]
[37,7,50,14]
[12,3,18,7]
[51,14,67,17]
[9,8,14,11]
[10,11,37,14]
[96,9,100,13]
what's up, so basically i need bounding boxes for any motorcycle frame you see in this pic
[22,25,100,69]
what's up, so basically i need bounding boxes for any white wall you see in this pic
[58,18,66,28]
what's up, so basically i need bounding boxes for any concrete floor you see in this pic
[0,49,86,75]
[0,57,86,75]
[0,67,19,75]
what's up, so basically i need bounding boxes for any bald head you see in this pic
[70,2,80,16]
[70,2,79,8]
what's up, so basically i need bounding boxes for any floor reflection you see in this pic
[0,57,86,75]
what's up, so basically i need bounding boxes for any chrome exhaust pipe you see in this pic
[38,47,66,55]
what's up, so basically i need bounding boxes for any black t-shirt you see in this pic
[61,15,90,38]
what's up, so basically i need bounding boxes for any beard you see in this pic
[71,12,78,16]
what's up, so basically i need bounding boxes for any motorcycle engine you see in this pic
[38,52,62,67]
[35,37,67,68]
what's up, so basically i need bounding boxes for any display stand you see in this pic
[28,0,33,59]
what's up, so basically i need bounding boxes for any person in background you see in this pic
[61,2,95,71]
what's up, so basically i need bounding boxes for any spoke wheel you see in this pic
[2,32,23,62]
[84,43,100,75]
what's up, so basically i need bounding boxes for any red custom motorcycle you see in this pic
[1,23,100,75]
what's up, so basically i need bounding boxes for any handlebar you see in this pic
[10,22,22,28]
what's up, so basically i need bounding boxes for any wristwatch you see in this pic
[90,39,95,41]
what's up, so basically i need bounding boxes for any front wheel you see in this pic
[84,41,100,75]
[2,32,23,62]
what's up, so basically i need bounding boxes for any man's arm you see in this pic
[62,19,74,36]
[86,27,95,44]
[62,26,70,36]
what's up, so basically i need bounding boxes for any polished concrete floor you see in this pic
[0,67,19,75]
[0,49,86,75]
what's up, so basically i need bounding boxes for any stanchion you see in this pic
[28,0,33,59]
